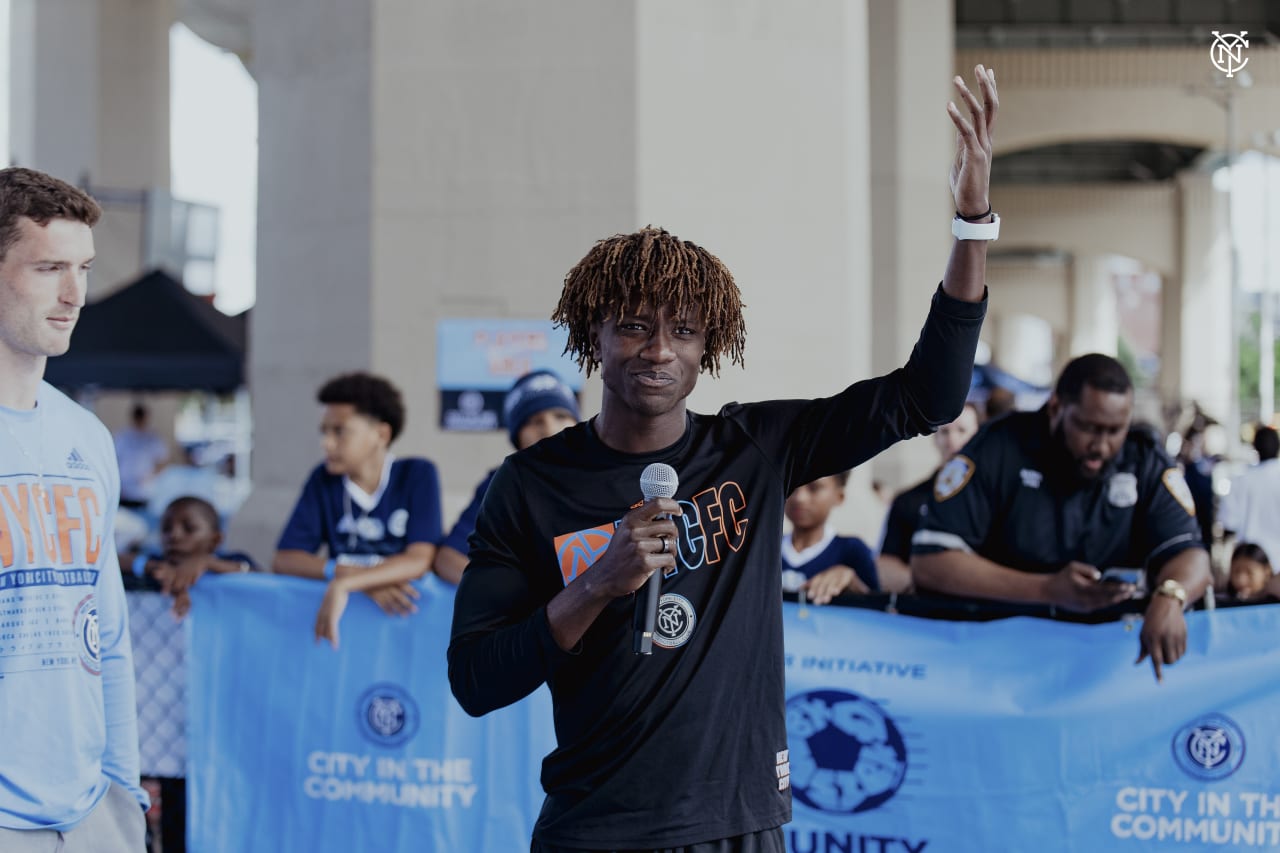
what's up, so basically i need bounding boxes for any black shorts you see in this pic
[530,827,786,853]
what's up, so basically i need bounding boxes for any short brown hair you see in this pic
[552,226,747,377]
[0,167,102,263]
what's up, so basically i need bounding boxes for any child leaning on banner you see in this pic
[782,471,880,604]
[120,494,253,853]
[273,372,444,648]
[122,495,258,618]
[433,370,580,583]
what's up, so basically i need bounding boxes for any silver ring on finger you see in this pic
[658,534,669,555]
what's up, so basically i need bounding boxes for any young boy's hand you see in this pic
[365,582,420,616]
[315,582,351,649]
[803,565,870,605]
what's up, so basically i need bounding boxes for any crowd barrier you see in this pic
[171,574,1279,853]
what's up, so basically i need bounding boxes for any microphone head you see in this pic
[640,462,679,501]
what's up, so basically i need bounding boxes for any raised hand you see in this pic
[947,64,999,219]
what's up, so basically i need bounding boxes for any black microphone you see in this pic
[634,462,679,655]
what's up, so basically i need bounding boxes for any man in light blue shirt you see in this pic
[0,167,149,851]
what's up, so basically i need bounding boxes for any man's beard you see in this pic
[1050,423,1106,483]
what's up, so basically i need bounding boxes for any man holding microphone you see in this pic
[450,66,999,851]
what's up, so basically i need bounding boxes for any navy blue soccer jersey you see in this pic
[277,457,443,562]
[782,530,879,592]
[440,469,497,556]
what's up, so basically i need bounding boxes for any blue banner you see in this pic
[186,574,554,853]
[782,603,1280,853]
[186,574,1280,852]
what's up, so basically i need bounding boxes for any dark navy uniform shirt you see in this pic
[911,407,1203,577]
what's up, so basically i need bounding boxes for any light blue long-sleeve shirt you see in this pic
[0,382,148,830]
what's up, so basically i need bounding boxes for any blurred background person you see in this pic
[782,471,880,604]
[877,402,982,592]
[912,354,1212,682]
[1225,542,1278,603]
[121,495,256,853]
[1218,425,1280,581]
[114,402,169,511]
[273,372,443,648]
[123,495,257,617]
[433,370,580,584]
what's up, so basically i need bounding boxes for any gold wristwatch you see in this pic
[1154,578,1187,604]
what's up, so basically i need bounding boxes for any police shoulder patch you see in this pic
[934,455,976,502]
[1162,468,1196,516]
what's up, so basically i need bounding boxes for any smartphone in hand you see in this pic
[1100,567,1142,585]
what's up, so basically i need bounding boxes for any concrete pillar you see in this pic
[1161,170,1233,425]
[229,0,640,559]
[8,0,172,294]
[983,257,1067,389]
[1067,254,1119,358]
[231,0,883,557]
[867,0,956,493]
[635,0,875,539]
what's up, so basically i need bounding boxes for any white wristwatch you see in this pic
[952,212,1000,241]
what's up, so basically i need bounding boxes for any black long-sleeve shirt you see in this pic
[448,285,986,848]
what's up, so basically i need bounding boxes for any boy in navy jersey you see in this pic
[274,372,443,648]
[781,471,879,604]
[449,66,999,852]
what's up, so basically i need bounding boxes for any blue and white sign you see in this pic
[783,604,1280,853]
[437,319,581,431]
[185,573,1280,852]
[186,574,554,853]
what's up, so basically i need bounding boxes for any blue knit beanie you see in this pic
[503,370,579,447]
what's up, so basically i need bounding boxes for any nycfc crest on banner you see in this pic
[357,684,420,747]
[1173,714,1246,782]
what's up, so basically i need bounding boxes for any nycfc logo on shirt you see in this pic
[356,683,420,747]
[387,509,409,538]
[652,593,697,649]
[339,514,386,542]
[73,594,101,675]
[1172,713,1245,781]
[786,690,907,814]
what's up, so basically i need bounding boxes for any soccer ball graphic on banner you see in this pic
[786,689,908,814]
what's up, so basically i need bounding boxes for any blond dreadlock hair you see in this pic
[552,226,747,377]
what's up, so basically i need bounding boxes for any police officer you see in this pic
[911,354,1211,682]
